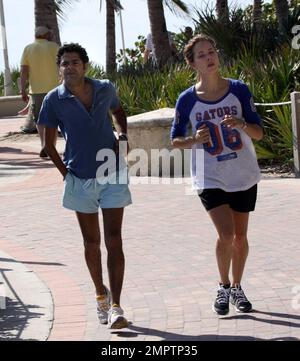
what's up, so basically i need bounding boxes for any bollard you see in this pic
[291,92,300,178]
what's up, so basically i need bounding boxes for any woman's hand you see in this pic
[221,114,246,129]
[194,124,211,144]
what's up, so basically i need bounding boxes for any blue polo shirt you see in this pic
[38,78,120,178]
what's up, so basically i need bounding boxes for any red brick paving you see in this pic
[1,116,300,341]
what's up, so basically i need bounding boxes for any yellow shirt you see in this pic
[21,39,60,94]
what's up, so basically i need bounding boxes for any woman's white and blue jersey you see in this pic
[170,79,262,192]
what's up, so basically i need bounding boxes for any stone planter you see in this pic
[0,96,24,117]
[127,108,190,177]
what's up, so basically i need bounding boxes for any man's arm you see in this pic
[20,65,29,103]
[44,127,68,179]
[111,106,127,136]
[111,106,129,155]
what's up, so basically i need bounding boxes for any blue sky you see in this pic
[0,0,263,71]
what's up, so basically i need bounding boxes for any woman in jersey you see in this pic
[170,34,263,315]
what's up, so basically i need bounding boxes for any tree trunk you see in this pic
[252,0,263,33]
[146,0,172,67]
[34,0,61,45]
[106,0,116,74]
[216,0,229,24]
[273,0,289,34]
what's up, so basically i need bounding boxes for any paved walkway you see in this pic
[0,116,300,341]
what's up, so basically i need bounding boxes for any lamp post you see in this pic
[0,0,13,96]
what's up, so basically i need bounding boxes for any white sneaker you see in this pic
[108,305,128,329]
[96,285,111,324]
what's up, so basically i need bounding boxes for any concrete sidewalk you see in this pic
[0,116,300,341]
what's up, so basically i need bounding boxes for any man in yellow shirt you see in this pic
[20,26,60,157]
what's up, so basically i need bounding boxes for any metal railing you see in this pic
[254,96,300,178]
[255,101,292,106]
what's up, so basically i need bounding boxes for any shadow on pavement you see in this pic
[0,257,65,267]
[0,147,38,156]
[0,297,44,341]
[0,146,57,171]
[0,270,46,341]
[110,324,299,341]
[223,309,300,328]
[0,159,55,170]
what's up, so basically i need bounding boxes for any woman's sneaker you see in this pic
[213,284,231,315]
[108,304,128,329]
[230,285,252,313]
[96,285,111,324]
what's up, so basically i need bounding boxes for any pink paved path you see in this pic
[0,116,300,341]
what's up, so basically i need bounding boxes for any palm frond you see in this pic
[55,0,80,21]
[163,0,190,17]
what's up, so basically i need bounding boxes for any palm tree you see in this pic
[103,1,123,74]
[216,0,229,24]
[99,1,123,74]
[106,1,116,74]
[35,1,80,45]
[34,0,61,44]
[273,0,289,34]
[252,0,263,33]
[146,0,189,67]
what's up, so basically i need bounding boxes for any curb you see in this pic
[0,248,53,340]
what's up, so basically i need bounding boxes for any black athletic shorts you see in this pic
[198,184,257,213]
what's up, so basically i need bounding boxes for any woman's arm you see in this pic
[221,115,263,141]
[172,125,211,148]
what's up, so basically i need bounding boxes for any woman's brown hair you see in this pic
[183,34,217,64]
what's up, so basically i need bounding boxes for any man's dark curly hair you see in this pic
[56,43,89,66]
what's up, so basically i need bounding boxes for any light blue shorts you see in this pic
[63,172,132,213]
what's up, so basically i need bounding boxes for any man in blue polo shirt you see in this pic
[38,43,131,329]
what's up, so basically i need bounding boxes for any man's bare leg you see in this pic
[102,208,125,306]
[76,211,106,296]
